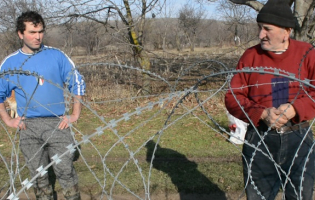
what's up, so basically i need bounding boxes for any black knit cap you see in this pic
[257,0,295,28]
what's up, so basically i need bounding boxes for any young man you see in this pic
[0,11,85,200]
[225,0,315,199]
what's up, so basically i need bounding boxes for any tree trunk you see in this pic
[124,0,152,95]
[294,0,315,42]
[190,33,196,52]
[176,34,182,52]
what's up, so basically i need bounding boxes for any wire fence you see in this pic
[0,45,315,200]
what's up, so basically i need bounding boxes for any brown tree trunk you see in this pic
[124,0,152,95]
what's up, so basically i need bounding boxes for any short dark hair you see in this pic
[16,11,46,34]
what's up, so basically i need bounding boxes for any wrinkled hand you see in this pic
[261,107,287,129]
[6,116,25,130]
[277,103,296,123]
[59,114,79,130]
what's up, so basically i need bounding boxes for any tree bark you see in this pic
[123,0,152,95]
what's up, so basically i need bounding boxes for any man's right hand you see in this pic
[5,116,25,130]
[261,107,287,129]
[0,103,25,130]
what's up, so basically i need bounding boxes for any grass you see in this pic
[0,93,245,198]
[68,93,243,197]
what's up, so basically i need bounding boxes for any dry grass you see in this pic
[75,46,238,104]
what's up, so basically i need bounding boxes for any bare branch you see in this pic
[229,0,263,11]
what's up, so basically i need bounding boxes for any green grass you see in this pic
[71,98,244,196]
[0,96,244,198]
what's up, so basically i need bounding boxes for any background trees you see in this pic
[44,0,168,94]
[178,4,205,51]
[216,0,255,46]
[0,0,313,61]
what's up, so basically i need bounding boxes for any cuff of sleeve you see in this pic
[251,107,266,127]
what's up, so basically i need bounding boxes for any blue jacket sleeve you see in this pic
[60,52,86,96]
[0,76,12,103]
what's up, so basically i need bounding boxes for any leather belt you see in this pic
[276,121,309,134]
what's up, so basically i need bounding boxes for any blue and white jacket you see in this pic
[0,45,85,118]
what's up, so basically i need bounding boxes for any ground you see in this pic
[2,190,294,200]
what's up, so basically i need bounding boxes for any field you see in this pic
[0,47,258,200]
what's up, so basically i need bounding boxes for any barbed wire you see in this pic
[1,46,315,200]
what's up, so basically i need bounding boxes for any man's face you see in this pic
[18,22,44,54]
[258,23,291,52]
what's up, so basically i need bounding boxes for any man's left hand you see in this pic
[277,103,296,125]
[59,114,79,130]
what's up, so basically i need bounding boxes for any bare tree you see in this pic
[70,21,105,55]
[43,0,166,94]
[145,0,178,51]
[216,0,255,46]
[178,4,205,51]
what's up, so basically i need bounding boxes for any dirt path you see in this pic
[2,190,309,200]
[0,190,247,200]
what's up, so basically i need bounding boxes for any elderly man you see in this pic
[225,0,315,199]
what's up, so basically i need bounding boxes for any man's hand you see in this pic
[261,104,296,129]
[0,103,25,130]
[58,95,82,130]
[59,114,79,130]
[6,116,26,130]
[261,107,287,129]
[277,103,296,123]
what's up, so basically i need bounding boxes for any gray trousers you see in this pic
[19,117,79,190]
